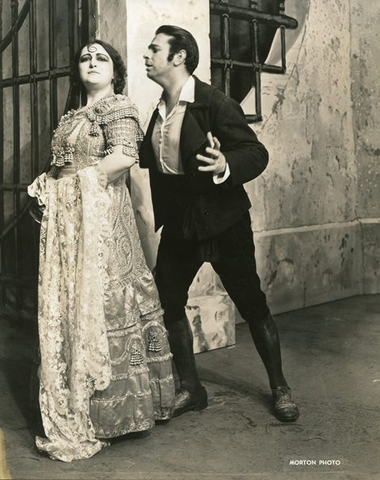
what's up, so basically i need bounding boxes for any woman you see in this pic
[28,40,175,462]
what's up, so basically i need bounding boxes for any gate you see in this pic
[0,0,97,316]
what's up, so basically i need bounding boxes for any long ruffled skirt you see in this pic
[28,167,175,462]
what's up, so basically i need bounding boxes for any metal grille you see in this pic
[0,0,97,315]
[210,0,298,122]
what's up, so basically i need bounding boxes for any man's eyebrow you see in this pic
[148,43,160,49]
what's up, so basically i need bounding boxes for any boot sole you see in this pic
[274,407,300,422]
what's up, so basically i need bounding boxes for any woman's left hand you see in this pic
[99,145,137,183]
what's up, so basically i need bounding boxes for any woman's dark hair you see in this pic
[155,25,199,74]
[70,39,126,95]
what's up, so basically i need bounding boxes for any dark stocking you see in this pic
[248,314,287,389]
[166,317,203,393]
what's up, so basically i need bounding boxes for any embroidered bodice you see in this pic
[50,93,143,172]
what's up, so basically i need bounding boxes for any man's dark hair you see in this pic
[155,25,199,74]
[70,39,126,95]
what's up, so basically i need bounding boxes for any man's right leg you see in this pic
[155,225,208,417]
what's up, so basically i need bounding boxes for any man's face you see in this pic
[143,33,173,83]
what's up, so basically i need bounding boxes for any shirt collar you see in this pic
[178,75,195,103]
[157,75,195,115]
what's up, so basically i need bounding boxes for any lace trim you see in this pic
[147,353,173,364]
[94,165,108,189]
[102,140,140,159]
[35,435,109,463]
[111,367,150,381]
[141,319,167,332]
[96,419,154,439]
[122,142,140,159]
[91,390,152,404]
[27,173,48,207]
[106,323,141,338]
[141,308,165,322]
[54,109,75,130]
[149,374,175,385]
[91,105,141,126]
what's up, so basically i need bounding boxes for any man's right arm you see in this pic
[212,95,269,189]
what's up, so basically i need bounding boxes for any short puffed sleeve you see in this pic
[91,94,144,159]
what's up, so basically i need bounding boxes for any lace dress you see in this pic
[28,93,175,462]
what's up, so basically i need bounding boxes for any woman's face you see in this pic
[78,43,114,92]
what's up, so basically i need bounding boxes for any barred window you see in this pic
[210,0,298,122]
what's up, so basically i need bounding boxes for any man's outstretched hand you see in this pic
[197,132,226,176]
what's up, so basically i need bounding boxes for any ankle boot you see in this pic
[272,386,299,422]
[167,318,208,417]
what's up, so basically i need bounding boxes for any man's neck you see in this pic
[161,72,191,113]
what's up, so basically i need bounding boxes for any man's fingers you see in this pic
[198,165,217,172]
[206,131,215,148]
[197,136,224,173]
[205,147,220,160]
[204,147,220,158]
[196,154,215,164]
[206,132,221,151]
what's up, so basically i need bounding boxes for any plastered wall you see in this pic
[241,0,380,312]
[240,0,361,312]
[350,0,380,294]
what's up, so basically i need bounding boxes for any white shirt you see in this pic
[151,75,230,183]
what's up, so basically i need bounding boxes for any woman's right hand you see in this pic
[46,176,57,188]
[29,199,44,224]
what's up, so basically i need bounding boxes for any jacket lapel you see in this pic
[180,76,214,171]
[180,109,208,172]
[139,108,159,168]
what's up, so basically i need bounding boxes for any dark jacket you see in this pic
[139,76,269,240]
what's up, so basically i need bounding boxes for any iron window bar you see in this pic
[0,0,96,312]
[0,0,70,241]
[210,0,298,123]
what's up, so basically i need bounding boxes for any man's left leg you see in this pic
[212,212,299,422]
[155,225,207,417]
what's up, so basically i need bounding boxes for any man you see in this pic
[140,25,299,422]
